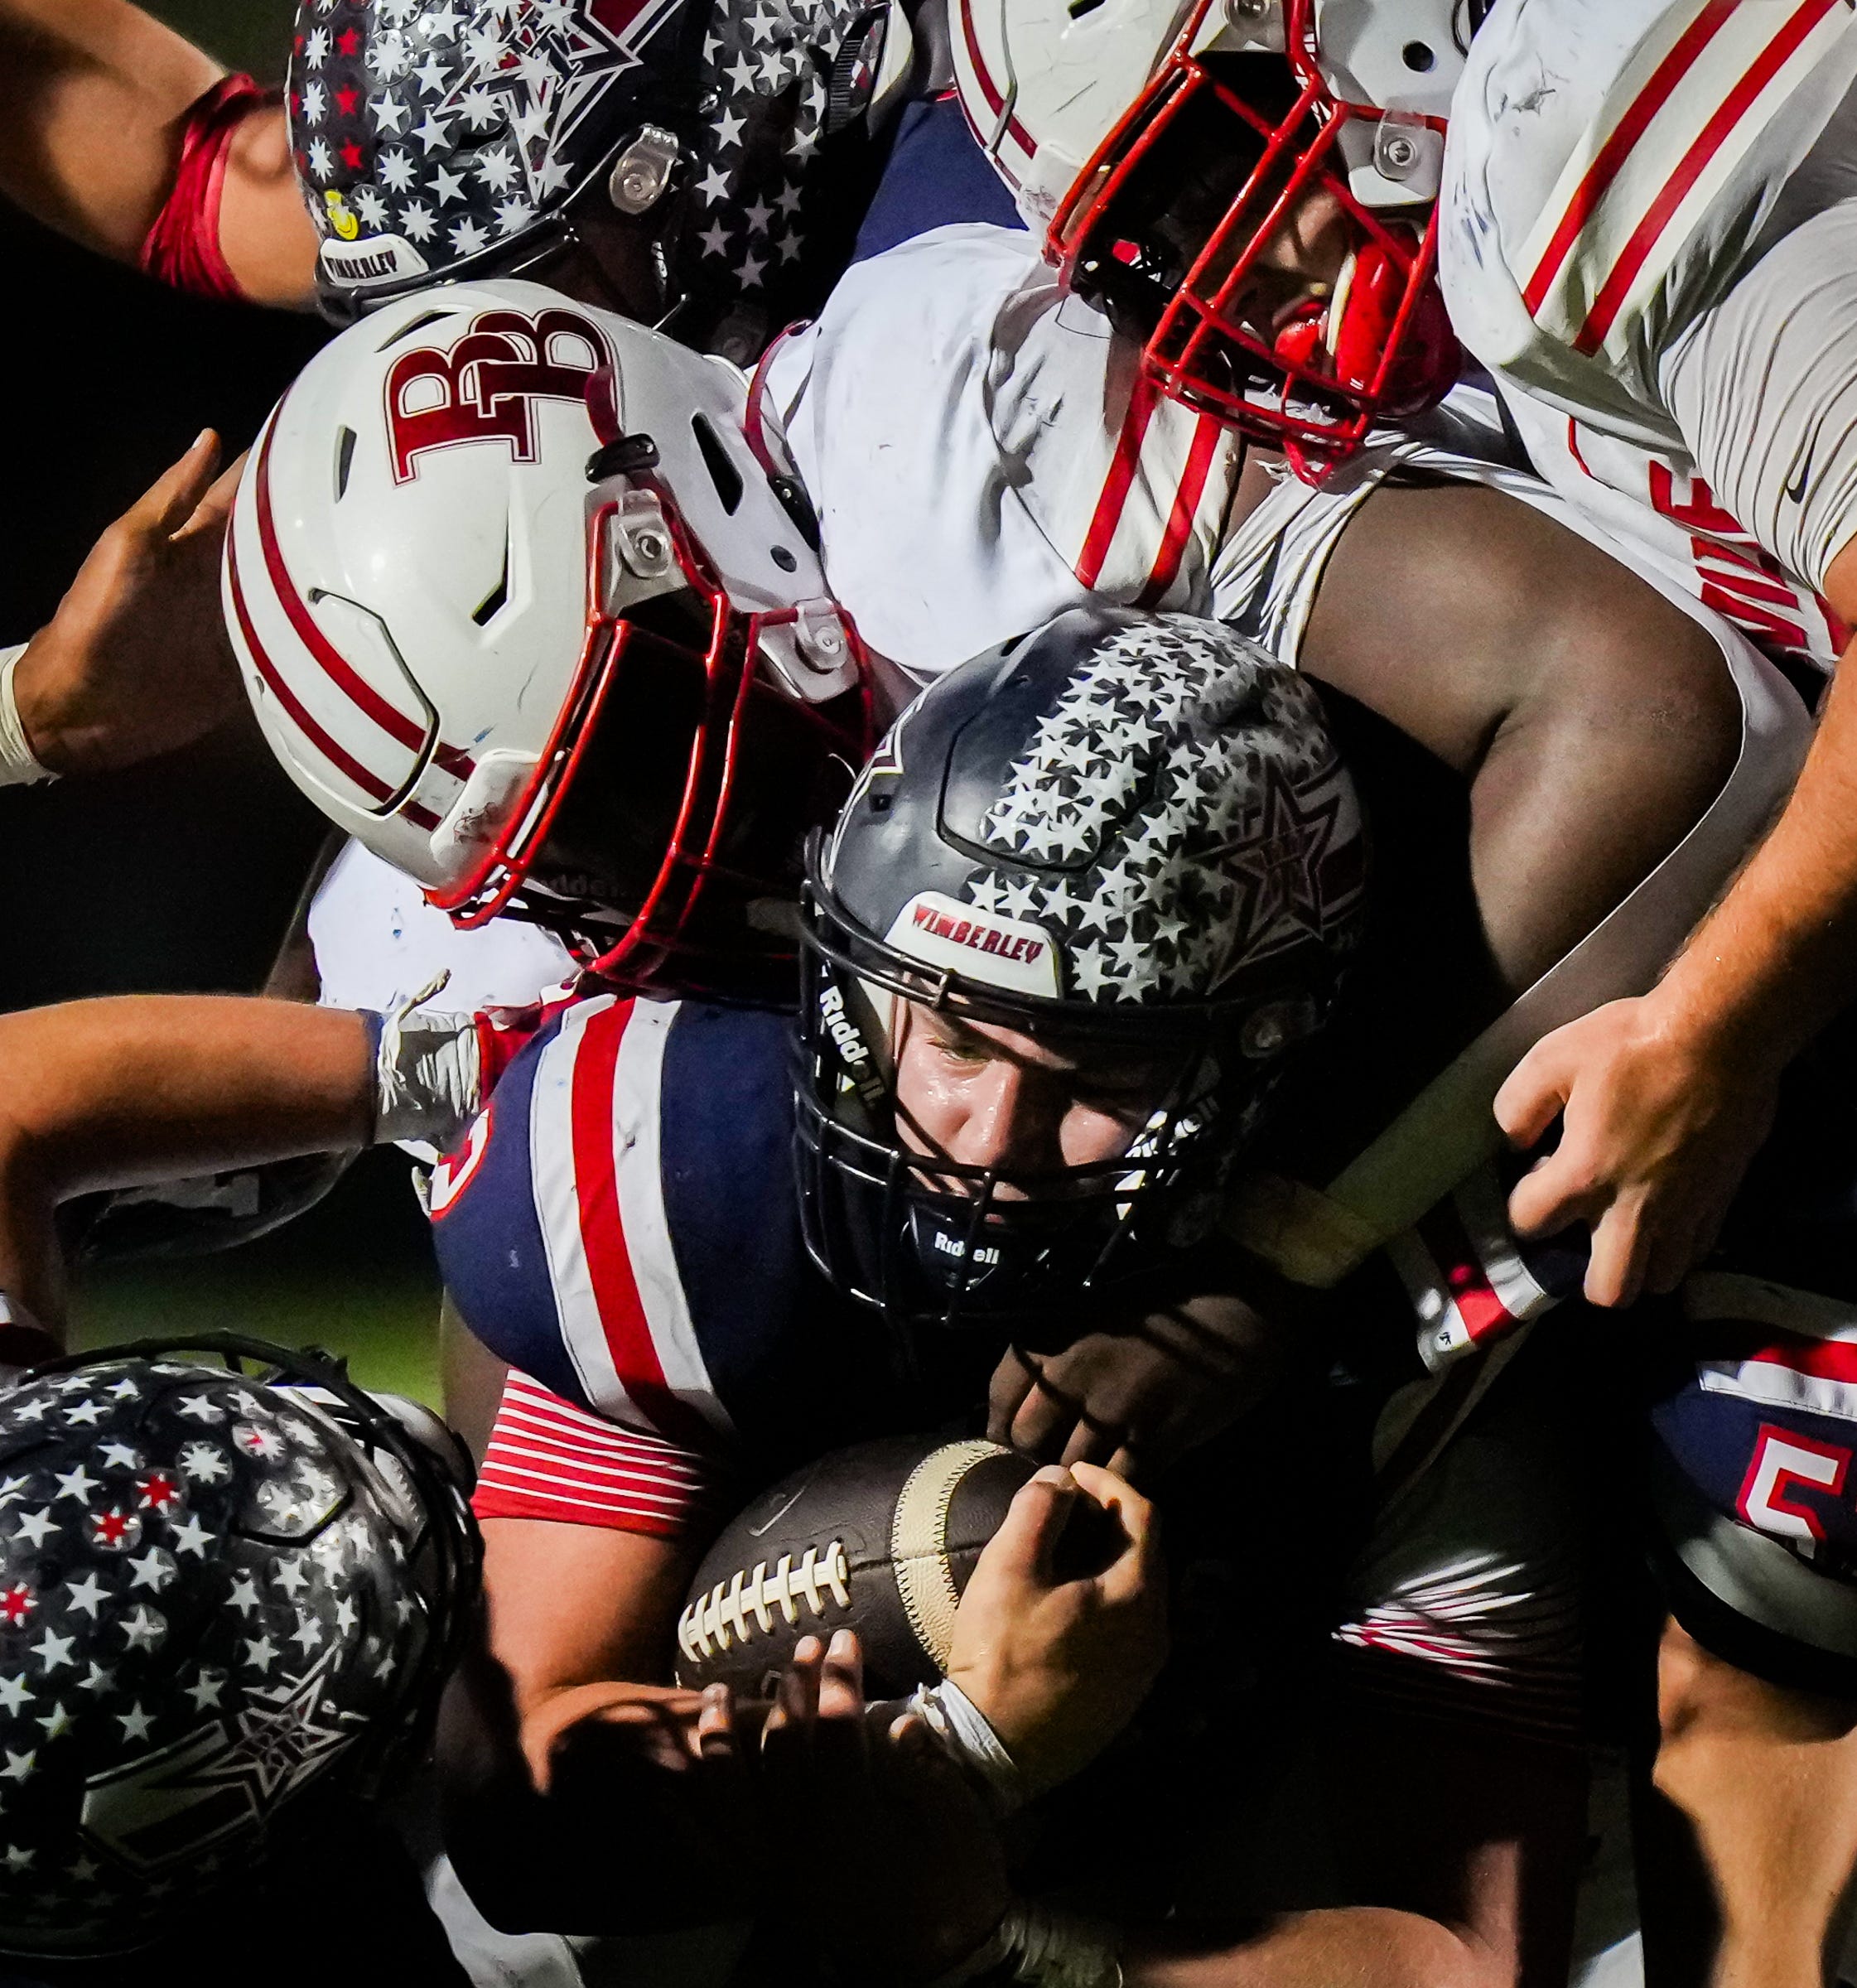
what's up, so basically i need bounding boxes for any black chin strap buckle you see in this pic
[586,432,661,484]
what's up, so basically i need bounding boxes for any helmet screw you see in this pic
[1380,131,1419,170]
[1225,0,1271,19]
[607,125,683,216]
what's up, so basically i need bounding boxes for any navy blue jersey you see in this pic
[427,992,988,1534]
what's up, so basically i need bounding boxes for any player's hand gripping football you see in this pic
[14,431,244,774]
[989,1278,1288,1480]
[1494,992,1780,1306]
[947,1461,1165,1797]
[757,1630,1011,1985]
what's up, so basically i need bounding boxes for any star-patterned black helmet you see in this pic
[291,0,902,350]
[795,606,1367,1340]
[0,1336,478,1958]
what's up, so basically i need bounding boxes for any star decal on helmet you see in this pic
[966,615,1363,1001]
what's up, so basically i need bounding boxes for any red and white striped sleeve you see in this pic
[472,1368,726,1537]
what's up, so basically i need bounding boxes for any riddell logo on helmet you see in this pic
[818,985,870,1068]
[385,306,612,483]
[885,892,1061,1001]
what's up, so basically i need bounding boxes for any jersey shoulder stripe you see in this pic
[430,992,822,1462]
[531,996,731,1450]
[1517,0,1856,364]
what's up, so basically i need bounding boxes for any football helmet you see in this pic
[224,277,870,1000]
[952,0,1474,468]
[0,1334,477,1957]
[795,606,1367,1339]
[292,0,915,344]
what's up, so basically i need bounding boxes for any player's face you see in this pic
[1074,51,1358,347]
[888,1003,1184,1197]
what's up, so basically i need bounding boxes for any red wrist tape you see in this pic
[138,73,274,303]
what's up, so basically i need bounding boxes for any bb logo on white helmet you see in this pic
[223,277,871,998]
[385,306,612,483]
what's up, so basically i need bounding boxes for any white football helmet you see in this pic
[224,278,870,996]
[952,0,1473,466]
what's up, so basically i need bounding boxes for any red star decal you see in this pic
[340,140,365,171]
[0,1587,33,1628]
[137,1473,181,1513]
[336,25,362,55]
[335,85,359,118]
[93,1510,133,1548]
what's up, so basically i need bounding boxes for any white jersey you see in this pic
[308,837,572,1016]
[309,211,1795,1018]
[1440,0,1857,666]
[762,224,1246,676]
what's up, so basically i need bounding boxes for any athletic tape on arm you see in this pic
[0,645,55,788]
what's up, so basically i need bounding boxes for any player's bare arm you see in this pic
[0,0,316,303]
[0,995,373,1327]
[438,1514,775,1931]
[1498,534,1857,1309]
[758,1624,1575,1988]
[9,432,245,778]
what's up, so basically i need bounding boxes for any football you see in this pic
[675,1432,1116,1701]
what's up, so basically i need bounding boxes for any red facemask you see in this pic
[1052,0,1461,479]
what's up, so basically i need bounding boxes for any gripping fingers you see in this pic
[986,1347,1039,1446]
[818,1629,865,1723]
[139,431,224,538]
[1008,1365,1076,1460]
[1505,1141,1597,1241]
[1583,1191,1652,1308]
[987,1466,1079,1586]
[696,1682,739,1767]
[1067,1462,1157,1600]
[1493,1034,1573,1151]
[761,1633,824,1749]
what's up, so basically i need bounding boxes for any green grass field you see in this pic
[64,1151,445,1405]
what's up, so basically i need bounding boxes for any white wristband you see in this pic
[905,1678,1025,1815]
[928,1902,1124,1988]
[997,1903,1124,1988]
[0,644,55,787]
[371,973,484,1148]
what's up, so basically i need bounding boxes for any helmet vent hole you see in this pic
[375,308,451,352]
[690,413,745,515]
[771,545,798,572]
[472,532,510,628]
[1068,0,1107,17]
[335,426,357,500]
[1401,39,1435,69]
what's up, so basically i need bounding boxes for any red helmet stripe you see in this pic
[955,0,1036,163]
[228,526,441,833]
[252,417,476,784]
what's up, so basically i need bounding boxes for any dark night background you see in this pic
[0,0,442,1397]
